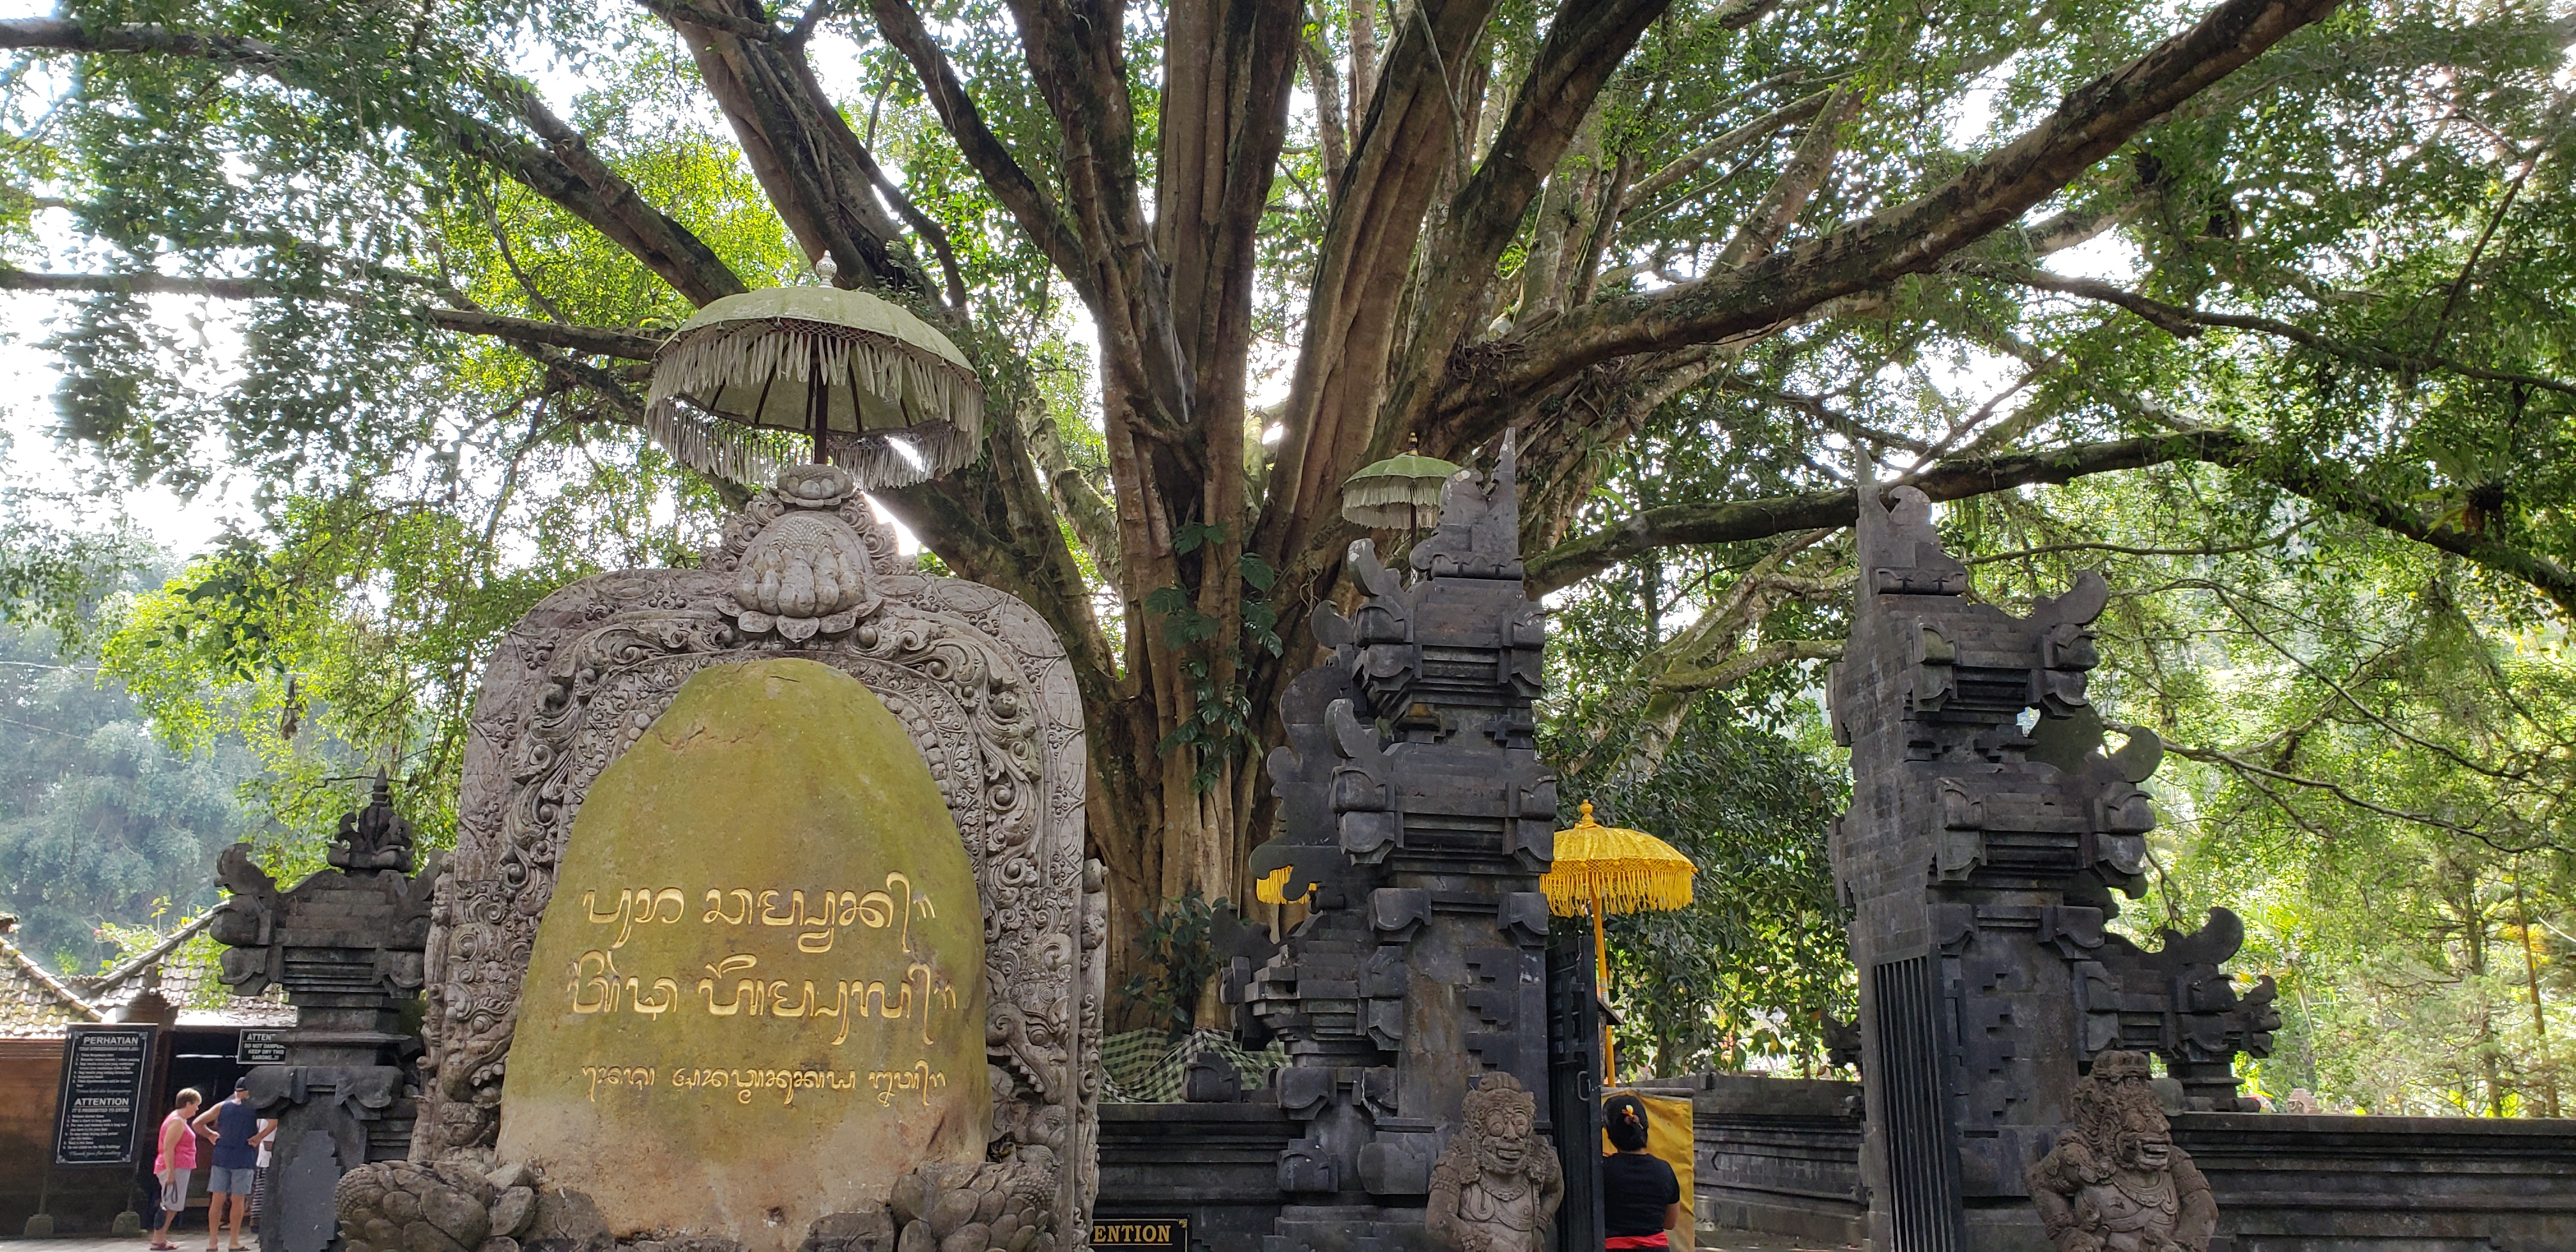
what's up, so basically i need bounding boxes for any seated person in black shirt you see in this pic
[1600,1094,1682,1249]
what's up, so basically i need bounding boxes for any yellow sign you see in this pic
[1090,1218,1189,1247]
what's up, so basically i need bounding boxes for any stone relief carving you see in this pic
[1425,1073,1565,1252]
[2025,1051,2216,1252]
[885,1150,1060,1252]
[408,464,1099,1243]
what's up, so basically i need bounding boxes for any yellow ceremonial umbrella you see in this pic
[1541,800,1697,1081]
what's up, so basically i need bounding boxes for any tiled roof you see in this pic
[77,909,221,998]
[0,917,103,1037]
[0,910,295,1037]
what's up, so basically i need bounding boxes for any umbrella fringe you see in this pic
[1342,477,1447,508]
[641,401,788,487]
[1540,863,1697,917]
[1341,475,1448,528]
[647,317,985,444]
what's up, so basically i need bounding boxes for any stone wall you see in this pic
[1671,1075,1866,1248]
[1092,1103,1300,1251]
[2176,1111,2576,1251]
[1671,1073,2576,1252]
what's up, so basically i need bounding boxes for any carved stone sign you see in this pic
[496,659,988,1249]
[406,463,1100,1247]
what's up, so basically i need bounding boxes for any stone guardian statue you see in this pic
[1426,1073,1564,1252]
[2026,1051,2219,1252]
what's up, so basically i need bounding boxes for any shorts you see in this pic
[210,1166,256,1195]
[158,1168,191,1211]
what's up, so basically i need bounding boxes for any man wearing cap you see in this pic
[190,1078,268,1251]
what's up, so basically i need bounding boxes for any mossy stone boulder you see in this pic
[498,659,987,1252]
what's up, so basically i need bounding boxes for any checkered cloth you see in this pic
[1098,1028,1285,1103]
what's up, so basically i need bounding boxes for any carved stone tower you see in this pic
[1828,486,2276,1251]
[1232,439,1561,1252]
[211,774,443,1252]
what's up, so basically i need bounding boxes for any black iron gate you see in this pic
[1547,927,1606,1252]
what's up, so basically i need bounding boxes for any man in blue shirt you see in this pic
[190,1078,268,1251]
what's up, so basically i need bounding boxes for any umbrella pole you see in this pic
[807,343,827,464]
[1592,883,1614,1085]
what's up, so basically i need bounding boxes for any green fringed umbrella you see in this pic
[1340,436,1461,530]
[644,259,985,488]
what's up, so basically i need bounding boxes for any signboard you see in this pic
[236,1029,288,1064]
[1089,1217,1188,1248]
[52,1025,157,1167]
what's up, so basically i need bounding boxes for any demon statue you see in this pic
[2027,1051,2216,1252]
[1425,1074,1564,1252]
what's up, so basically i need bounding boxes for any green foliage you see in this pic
[1118,891,1223,1032]
[1146,524,1274,790]
[1547,599,1854,1077]
[0,498,155,646]
[1,0,2571,1115]
[95,910,229,1005]
[1918,457,2576,1113]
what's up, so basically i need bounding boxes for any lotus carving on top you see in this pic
[724,464,882,640]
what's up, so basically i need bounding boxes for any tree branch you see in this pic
[638,0,781,41]
[1298,8,1351,203]
[867,0,1091,293]
[1625,88,1831,207]
[1529,425,2576,618]
[0,18,750,307]
[1441,0,2348,432]
[1257,0,1558,568]
[2004,265,2576,399]
[1371,0,1673,449]
[1714,84,1862,269]
[1529,432,2247,593]
[0,267,665,358]
[672,8,935,297]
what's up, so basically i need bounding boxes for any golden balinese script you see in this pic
[562,874,964,1046]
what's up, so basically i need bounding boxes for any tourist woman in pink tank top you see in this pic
[151,1088,207,1251]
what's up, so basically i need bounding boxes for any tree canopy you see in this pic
[1,0,2572,1097]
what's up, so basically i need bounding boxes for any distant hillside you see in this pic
[0,601,262,972]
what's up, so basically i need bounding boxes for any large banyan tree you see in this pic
[2,0,2569,1003]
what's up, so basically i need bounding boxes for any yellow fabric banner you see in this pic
[1601,1090,1695,1249]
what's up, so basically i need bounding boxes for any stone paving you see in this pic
[7,1229,1868,1251]
[10,1239,183,1252]
[1694,1240,1861,1251]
